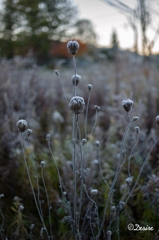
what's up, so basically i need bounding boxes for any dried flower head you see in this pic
[19,205,24,211]
[118,201,125,211]
[156,115,159,125]
[40,161,46,168]
[17,119,28,132]
[132,116,139,122]
[0,194,4,198]
[67,40,79,55]
[122,99,133,112]
[54,70,59,76]
[94,105,100,110]
[69,96,85,114]
[72,74,81,86]
[125,176,133,186]
[95,140,100,147]
[26,129,32,137]
[30,224,35,230]
[82,138,87,145]
[90,189,98,196]
[87,84,93,91]
[134,126,140,134]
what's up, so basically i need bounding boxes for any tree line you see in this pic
[0,0,97,60]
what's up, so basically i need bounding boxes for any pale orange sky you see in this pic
[73,0,159,53]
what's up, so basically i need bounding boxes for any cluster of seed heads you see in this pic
[122,99,133,112]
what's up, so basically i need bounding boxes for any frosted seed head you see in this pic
[30,224,35,230]
[19,205,24,211]
[54,70,59,76]
[122,99,133,112]
[94,105,100,110]
[132,116,139,122]
[26,129,32,137]
[125,176,133,186]
[46,134,50,141]
[90,189,98,196]
[107,230,112,237]
[0,194,4,198]
[134,126,140,134]
[72,74,81,86]
[118,201,125,211]
[69,96,85,114]
[95,140,100,147]
[40,161,46,168]
[156,115,159,125]
[67,40,79,55]
[87,84,93,91]
[82,138,87,145]
[111,206,116,212]
[17,119,28,132]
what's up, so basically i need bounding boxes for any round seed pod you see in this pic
[69,96,85,114]
[122,99,133,112]
[17,119,28,132]
[67,40,79,55]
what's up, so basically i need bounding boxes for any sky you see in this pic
[73,0,159,53]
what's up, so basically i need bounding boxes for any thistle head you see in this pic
[69,96,85,114]
[122,99,133,112]
[67,40,79,55]
[17,119,28,132]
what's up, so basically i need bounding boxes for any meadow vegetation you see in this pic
[0,43,159,239]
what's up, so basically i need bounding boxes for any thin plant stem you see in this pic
[85,90,91,138]
[54,71,68,105]
[20,133,50,239]
[41,167,53,240]
[0,209,4,240]
[125,137,159,205]
[91,108,98,136]
[73,56,77,96]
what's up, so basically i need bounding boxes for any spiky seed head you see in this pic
[156,115,159,125]
[72,74,81,86]
[87,84,93,91]
[69,96,85,114]
[67,40,79,55]
[46,134,50,141]
[17,119,28,132]
[122,99,133,112]
[26,129,32,137]
[90,189,98,196]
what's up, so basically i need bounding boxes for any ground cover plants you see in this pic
[0,42,159,240]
